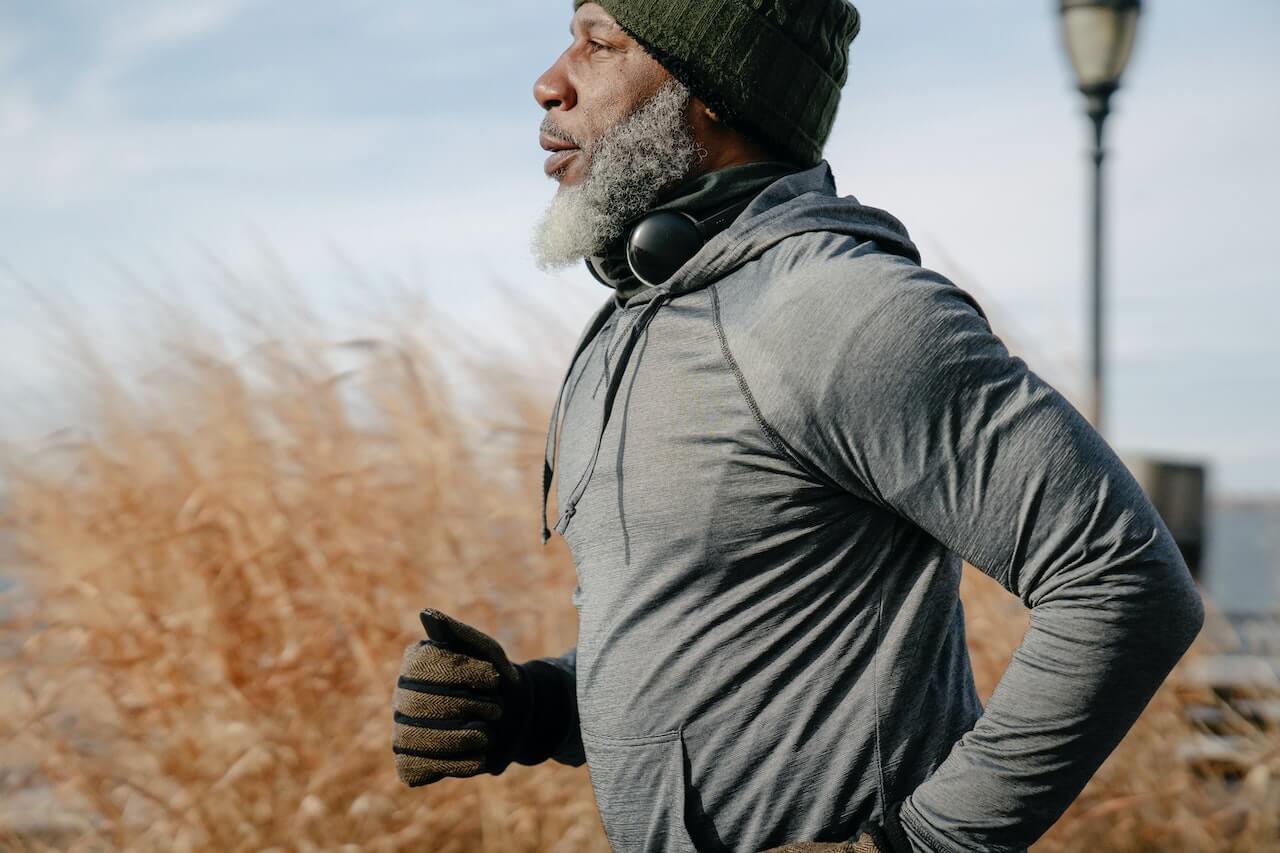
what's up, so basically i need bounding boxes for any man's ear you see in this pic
[689,95,722,125]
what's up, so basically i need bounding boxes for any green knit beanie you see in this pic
[571,0,861,167]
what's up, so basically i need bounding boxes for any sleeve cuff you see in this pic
[512,658,584,767]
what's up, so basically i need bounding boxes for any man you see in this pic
[391,2,1205,851]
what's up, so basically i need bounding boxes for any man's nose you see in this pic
[533,53,576,112]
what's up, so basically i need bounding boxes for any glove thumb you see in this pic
[419,608,520,683]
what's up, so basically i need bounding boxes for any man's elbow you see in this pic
[1136,547,1206,665]
[1085,535,1207,663]
[1170,560,1206,656]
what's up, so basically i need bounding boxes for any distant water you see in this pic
[0,577,12,629]
[1204,497,1280,616]
[0,524,14,624]
[0,565,12,624]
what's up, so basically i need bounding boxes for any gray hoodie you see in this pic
[536,161,1204,852]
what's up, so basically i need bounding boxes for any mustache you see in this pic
[540,115,585,150]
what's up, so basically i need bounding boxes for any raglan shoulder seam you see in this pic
[707,256,948,507]
[708,283,835,489]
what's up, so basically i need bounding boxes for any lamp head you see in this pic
[1060,0,1142,116]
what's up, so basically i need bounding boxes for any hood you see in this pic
[540,159,921,543]
[625,159,920,305]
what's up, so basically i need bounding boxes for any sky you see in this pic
[0,0,1277,497]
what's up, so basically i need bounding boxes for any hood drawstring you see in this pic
[541,291,673,544]
[541,305,614,544]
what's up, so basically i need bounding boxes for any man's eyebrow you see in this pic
[571,15,623,36]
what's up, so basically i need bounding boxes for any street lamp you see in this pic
[1059,0,1141,435]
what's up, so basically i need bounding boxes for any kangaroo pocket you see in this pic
[581,726,698,853]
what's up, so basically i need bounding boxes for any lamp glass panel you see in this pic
[1062,6,1134,89]
[1109,10,1139,81]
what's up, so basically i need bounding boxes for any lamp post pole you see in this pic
[1059,0,1141,436]
[1088,91,1111,433]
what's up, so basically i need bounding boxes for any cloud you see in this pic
[66,0,255,118]
[104,0,255,53]
[0,0,1276,494]
[0,116,391,204]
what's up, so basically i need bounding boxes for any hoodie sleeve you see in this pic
[520,646,586,767]
[786,267,1204,852]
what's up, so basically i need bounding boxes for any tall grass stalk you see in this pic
[0,279,1274,851]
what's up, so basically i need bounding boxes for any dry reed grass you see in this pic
[0,281,1275,851]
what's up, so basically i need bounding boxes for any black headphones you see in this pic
[623,196,755,287]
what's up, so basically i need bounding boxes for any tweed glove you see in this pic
[392,608,574,786]
[759,835,879,853]
[760,797,913,853]
[859,800,912,852]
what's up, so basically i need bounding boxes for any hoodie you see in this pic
[585,160,803,305]
[534,161,1204,852]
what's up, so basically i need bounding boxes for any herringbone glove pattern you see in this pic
[392,609,526,787]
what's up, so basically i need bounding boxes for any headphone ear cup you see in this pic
[626,211,705,287]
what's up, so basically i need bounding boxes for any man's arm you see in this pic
[521,646,586,767]
[784,268,1204,851]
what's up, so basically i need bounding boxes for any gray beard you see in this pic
[531,78,700,271]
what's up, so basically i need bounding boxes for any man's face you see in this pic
[533,3,673,189]
[528,4,701,270]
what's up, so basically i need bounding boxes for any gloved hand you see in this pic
[392,608,574,786]
[760,799,911,853]
[858,799,911,852]
[758,835,878,853]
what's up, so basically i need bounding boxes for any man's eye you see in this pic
[587,39,612,53]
